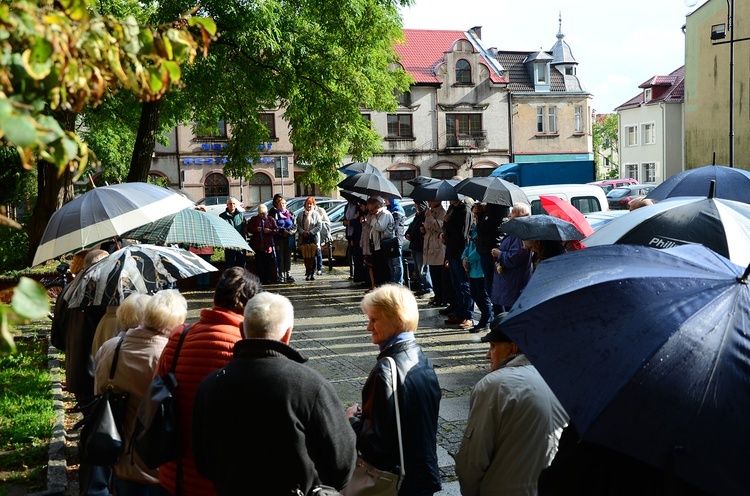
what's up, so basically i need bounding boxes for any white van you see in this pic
[520,184,609,215]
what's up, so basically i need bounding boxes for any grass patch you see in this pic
[0,336,54,490]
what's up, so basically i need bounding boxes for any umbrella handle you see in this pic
[739,264,750,284]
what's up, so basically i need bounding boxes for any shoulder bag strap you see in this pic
[384,356,405,483]
[170,324,192,374]
[108,335,125,382]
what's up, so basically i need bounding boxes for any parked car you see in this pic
[588,178,639,194]
[196,196,245,216]
[607,184,658,210]
[243,196,342,221]
[521,184,610,215]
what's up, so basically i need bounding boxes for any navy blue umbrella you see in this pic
[501,214,584,241]
[498,244,750,495]
[646,165,750,202]
[339,162,382,176]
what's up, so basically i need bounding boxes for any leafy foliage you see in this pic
[0,0,217,173]
[0,226,29,272]
[593,113,619,175]
[1,277,49,354]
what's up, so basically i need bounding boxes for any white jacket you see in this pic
[455,355,568,496]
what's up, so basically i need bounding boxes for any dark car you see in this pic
[607,184,657,210]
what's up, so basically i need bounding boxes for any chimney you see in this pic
[470,26,482,39]
[489,47,498,58]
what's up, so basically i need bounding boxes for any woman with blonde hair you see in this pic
[296,197,322,281]
[94,290,187,496]
[346,284,442,495]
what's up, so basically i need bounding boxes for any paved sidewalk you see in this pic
[249,262,489,494]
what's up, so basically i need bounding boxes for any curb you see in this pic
[29,345,67,496]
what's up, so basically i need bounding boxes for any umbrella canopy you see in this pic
[33,183,194,266]
[453,176,496,201]
[409,179,459,202]
[481,177,529,207]
[501,215,584,241]
[121,208,250,251]
[337,173,402,199]
[540,195,595,237]
[583,196,750,266]
[407,175,439,187]
[646,165,750,203]
[339,162,383,176]
[339,190,369,204]
[498,244,750,495]
[66,244,216,308]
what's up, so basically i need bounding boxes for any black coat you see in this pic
[443,201,472,259]
[192,339,357,495]
[475,204,507,254]
[405,211,426,253]
[350,340,442,495]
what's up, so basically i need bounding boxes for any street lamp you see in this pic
[686,0,735,167]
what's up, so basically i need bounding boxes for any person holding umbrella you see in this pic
[268,195,296,283]
[220,197,246,268]
[248,203,278,285]
[386,198,406,285]
[491,203,533,314]
[455,316,568,496]
[442,197,474,329]
[405,200,433,296]
[423,200,447,306]
[368,196,395,286]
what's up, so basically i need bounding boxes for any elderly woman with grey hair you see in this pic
[94,290,187,496]
[345,284,442,495]
[248,202,279,284]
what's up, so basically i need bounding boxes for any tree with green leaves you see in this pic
[593,113,619,177]
[125,0,414,192]
[0,0,215,265]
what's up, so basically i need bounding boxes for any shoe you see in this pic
[286,274,295,283]
[317,270,322,276]
[458,319,475,329]
[470,325,489,333]
[278,275,286,283]
[438,306,455,316]
[310,274,316,281]
[444,315,462,325]
[305,275,310,281]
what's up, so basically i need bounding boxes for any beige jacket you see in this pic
[422,205,446,266]
[94,326,170,484]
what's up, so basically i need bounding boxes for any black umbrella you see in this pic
[337,173,402,199]
[407,175,439,187]
[646,165,750,202]
[481,177,529,207]
[339,162,383,176]
[454,177,495,201]
[339,189,369,204]
[409,179,459,202]
[501,215,584,241]
[498,243,750,495]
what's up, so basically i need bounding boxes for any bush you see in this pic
[0,227,29,272]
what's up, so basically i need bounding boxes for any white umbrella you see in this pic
[33,183,194,266]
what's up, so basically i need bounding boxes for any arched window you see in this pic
[204,172,229,198]
[248,173,272,206]
[456,59,472,84]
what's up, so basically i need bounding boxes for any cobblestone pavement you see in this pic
[239,261,490,494]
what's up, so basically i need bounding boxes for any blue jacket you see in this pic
[461,229,484,279]
[491,235,533,308]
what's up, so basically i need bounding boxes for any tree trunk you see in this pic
[127,99,164,183]
[25,111,77,267]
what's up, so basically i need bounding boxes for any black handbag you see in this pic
[74,336,128,466]
[381,237,400,258]
[133,325,191,471]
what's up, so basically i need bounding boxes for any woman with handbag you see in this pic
[344,285,442,496]
[296,197,322,281]
[94,290,187,496]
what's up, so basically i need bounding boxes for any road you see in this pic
[183,262,490,494]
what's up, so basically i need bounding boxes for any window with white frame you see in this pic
[643,162,656,183]
[644,88,652,102]
[626,163,638,180]
[536,63,548,83]
[625,125,638,146]
[575,106,584,133]
[537,107,545,133]
[548,106,557,134]
[642,123,655,145]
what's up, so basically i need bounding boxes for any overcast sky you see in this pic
[399,0,703,114]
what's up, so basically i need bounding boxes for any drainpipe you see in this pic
[507,91,514,161]
[660,103,666,182]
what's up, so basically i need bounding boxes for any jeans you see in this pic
[113,477,170,496]
[469,277,492,328]
[412,251,432,292]
[225,249,246,268]
[448,258,473,320]
[388,253,404,285]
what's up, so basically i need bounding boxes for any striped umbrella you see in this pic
[122,208,250,251]
[33,183,194,266]
[66,244,217,308]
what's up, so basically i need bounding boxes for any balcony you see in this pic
[444,130,488,152]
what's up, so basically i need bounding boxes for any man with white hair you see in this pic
[192,292,356,495]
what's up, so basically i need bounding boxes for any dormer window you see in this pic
[536,63,548,83]
[454,40,473,53]
[644,88,652,102]
[456,59,472,84]
[565,67,575,76]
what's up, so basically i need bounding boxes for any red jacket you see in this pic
[155,307,244,496]
[247,215,278,254]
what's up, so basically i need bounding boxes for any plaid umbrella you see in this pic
[66,244,216,308]
[122,208,250,251]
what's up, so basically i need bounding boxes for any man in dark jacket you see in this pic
[219,197,246,268]
[442,198,475,328]
[192,292,356,495]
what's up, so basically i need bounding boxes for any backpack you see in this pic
[132,325,191,471]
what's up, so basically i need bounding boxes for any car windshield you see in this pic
[607,188,631,198]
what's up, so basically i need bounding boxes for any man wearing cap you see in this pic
[455,317,568,496]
